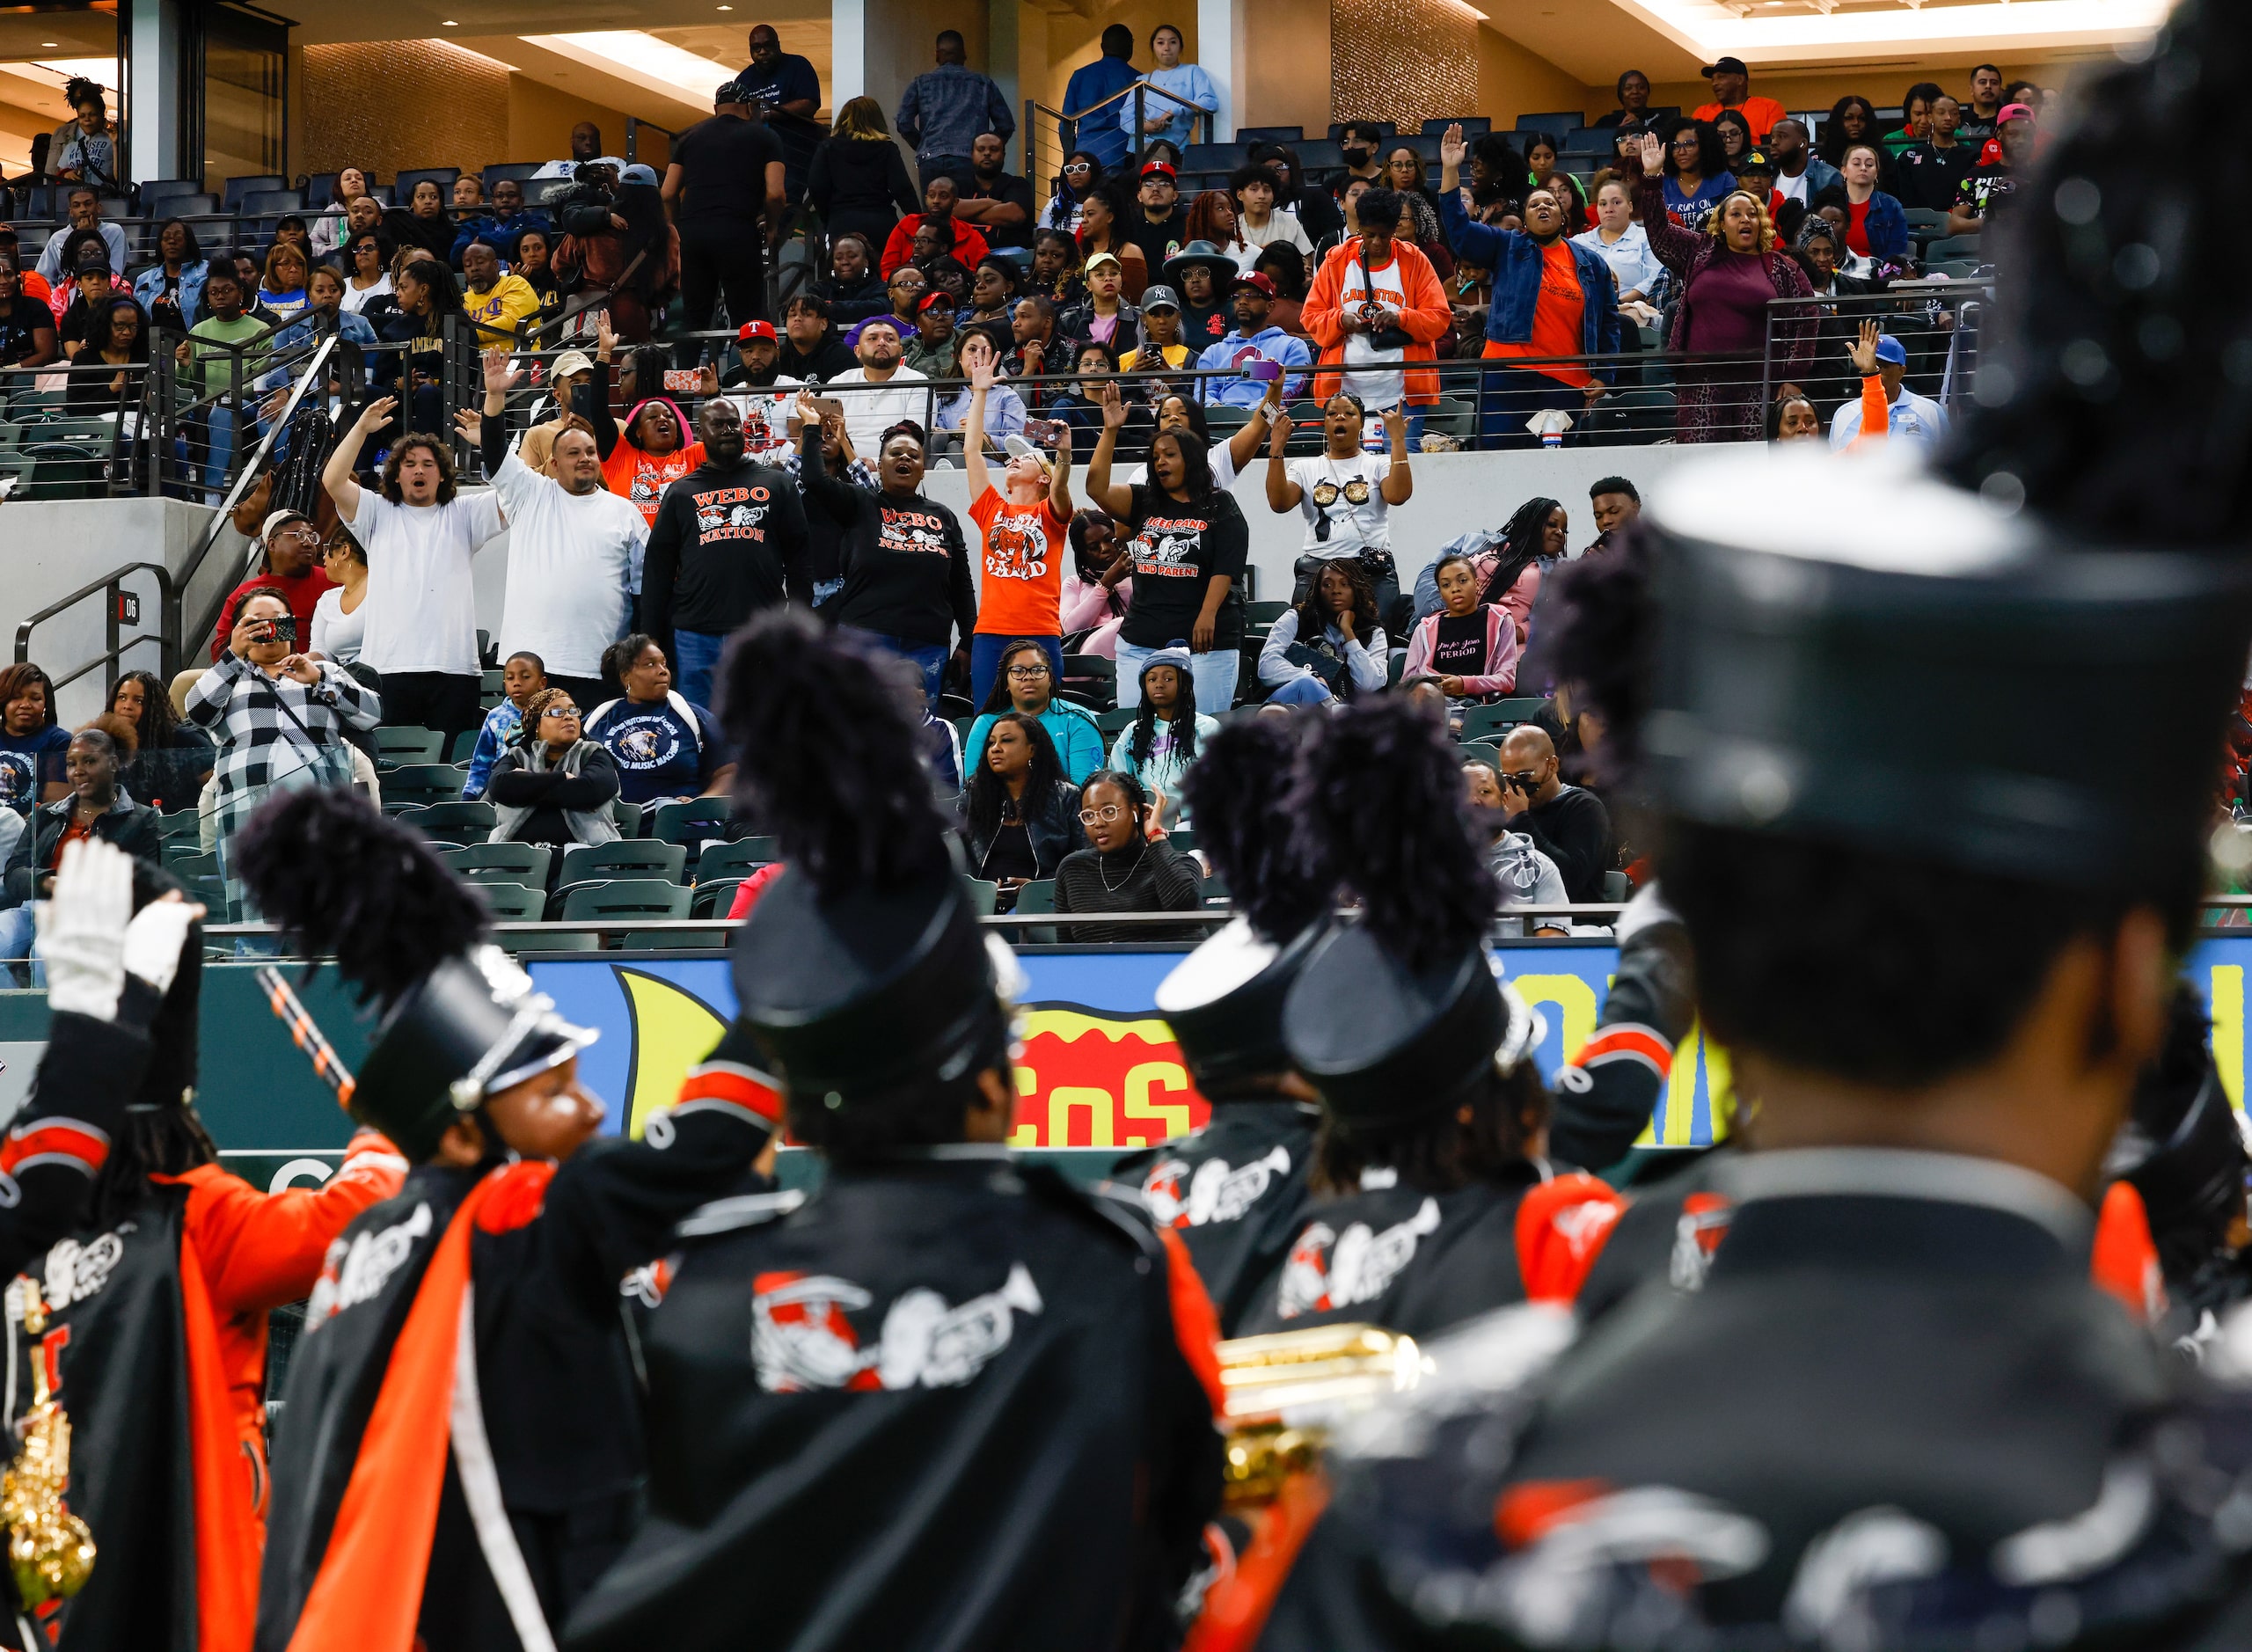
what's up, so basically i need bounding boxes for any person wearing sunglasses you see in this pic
[1052,767,1204,943]
[484,687,623,857]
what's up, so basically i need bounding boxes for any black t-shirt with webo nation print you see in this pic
[1119,484,1248,651]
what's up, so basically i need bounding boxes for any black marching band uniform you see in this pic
[1233,701,1621,1341]
[0,845,201,1649]
[563,611,1225,1652]
[1113,719,1329,1336]
[234,791,774,1652]
[1249,4,2252,1643]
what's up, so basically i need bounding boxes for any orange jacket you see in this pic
[1300,238,1453,409]
[153,1129,407,1652]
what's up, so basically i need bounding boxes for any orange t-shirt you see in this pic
[1483,238,1590,388]
[603,439,706,528]
[1693,94,1788,141]
[969,486,1068,637]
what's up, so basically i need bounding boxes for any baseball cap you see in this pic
[1138,283,1182,312]
[1231,270,1276,298]
[1998,101,2036,124]
[1140,161,1177,180]
[1085,250,1122,274]
[737,319,778,343]
[1700,55,1749,77]
[619,163,660,186]
[1736,150,1774,173]
[1872,333,1908,368]
[551,349,594,380]
[260,509,311,545]
[918,290,953,312]
[1002,432,1053,472]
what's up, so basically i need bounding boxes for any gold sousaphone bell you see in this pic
[1215,1323,1430,1506]
[4,1283,95,1608]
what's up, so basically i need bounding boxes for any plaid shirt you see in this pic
[184,652,384,804]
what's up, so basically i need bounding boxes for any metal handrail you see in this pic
[1027,80,1216,186]
[11,560,176,702]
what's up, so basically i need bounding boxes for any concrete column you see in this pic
[830,0,866,107]
[128,0,183,183]
[1196,0,1243,141]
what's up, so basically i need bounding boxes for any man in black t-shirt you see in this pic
[1495,723,1614,902]
[1127,161,1191,269]
[735,26,823,201]
[954,131,1035,251]
[663,82,788,363]
[1895,93,1976,214]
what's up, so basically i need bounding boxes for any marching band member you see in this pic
[1235,699,1621,1339]
[0,844,404,1652]
[1252,10,2252,1635]
[1113,718,1332,1333]
[238,789,772,1652]
[564,610,1225,1652]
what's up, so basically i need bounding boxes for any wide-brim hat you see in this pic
[1163,239,1237,290]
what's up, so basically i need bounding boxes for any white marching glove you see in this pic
[34,839,135,1021]
[122,893,203,998]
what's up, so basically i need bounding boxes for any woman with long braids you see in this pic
[1051,768,1204,942]
[108,667,216,814]
[4,844,406,1652]
[1108,645,1217,825]
[1060,508,1132,656]
[959,710,1080,905]
[1236,696,1620,1338]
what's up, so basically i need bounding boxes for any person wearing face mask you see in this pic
[240,790,775,1652]
[1438,124,1620,450]
[634,391,812,708]
[1333,120,1386,194]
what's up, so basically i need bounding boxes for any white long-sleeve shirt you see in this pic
[1258,607,1387,693]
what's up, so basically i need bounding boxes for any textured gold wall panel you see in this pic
[1330,0,1480,130]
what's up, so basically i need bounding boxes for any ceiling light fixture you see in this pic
[441,18,457,25]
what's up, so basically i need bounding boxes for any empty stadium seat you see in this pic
[396,800,495,846]
[222,174,286,211]
[621,930,723,951]
[652,797,738,844]
[440,842,554,888]
[558,839,687,888]
[301,172,341,210]
[691,878,744,917]
[558,880,691,923]
[1328,121,1396,141]
[475,882,545,922]
[482,161,545,192]
[394,166,462,200]
[238,188,304,216]
[1236,125,1303,144]
[1514,112,1581,133]
[1422,116,1491,136]
[380,764,468,811]
[1182,142,1252,172]
[373,726,443,768]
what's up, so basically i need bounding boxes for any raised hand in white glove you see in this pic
[122,891,204,998]
[34,839,135,1022]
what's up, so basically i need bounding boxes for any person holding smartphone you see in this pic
[208,509,336,663]
[185,591,383,920]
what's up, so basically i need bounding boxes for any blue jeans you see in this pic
[1479,365,1589,450]
[1266,675,1334,706]
[673,628,731,712]
[856,632,950,709]
[0,905,35,987]
[970,633,1064,710]
[1115,640,1239,713]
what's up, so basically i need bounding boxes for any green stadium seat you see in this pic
[379,764,467,812]
[652,797,739,844]
[611,800,643,837]
[439,842,552,887]
[1460,699,1544,741]
[169,849,219,881]
[1013,879,1057,914]
[508,930,601,954]
[557,880,692,923]
[1096,707,1137,736]
[395,800,495,846]
[450,729,481,764]
[558,840,687,888]
[961,878,998,916]
[474,881,545,921]
[694,839,773,885]
[372,726,443,768]
[691,877,745,917]
[1601,870,1629,903]
[621,930,724,950]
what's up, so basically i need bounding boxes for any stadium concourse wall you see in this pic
[4,448,1707,713]
[4,936,2252,1189]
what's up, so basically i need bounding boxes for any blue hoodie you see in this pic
[964,698,1107,786]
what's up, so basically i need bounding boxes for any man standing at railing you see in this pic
[1060,24,1138,173]
[896,29,1016,197]
[1116,24,1217,152]
[664,80,788,366]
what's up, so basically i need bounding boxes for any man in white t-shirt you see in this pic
[828,318,932,455]
[324,395,507,742]
[713,321,803,461]
[467,348,650,707]
[1264,396,1413,622]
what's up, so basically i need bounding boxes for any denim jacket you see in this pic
[1439,192,1621,383]
[133,260,208,332]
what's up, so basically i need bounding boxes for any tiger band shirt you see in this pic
[969,486,1068,638]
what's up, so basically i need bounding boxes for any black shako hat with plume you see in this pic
[234,788,596,1161]
[717,610,1017,1107]
[1627,0,2252,898]
[1281,700,1539,1123]
[1154,718,1332,1096]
